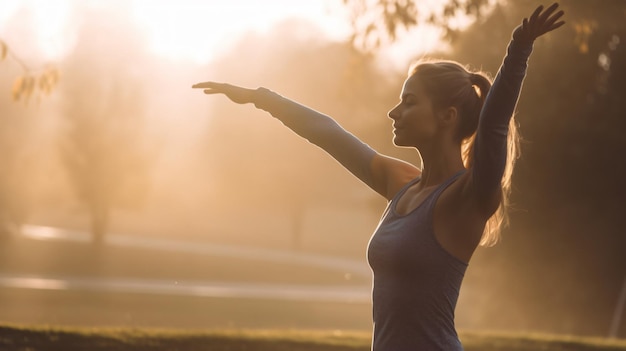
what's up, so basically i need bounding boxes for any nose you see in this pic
[388,103,400,120]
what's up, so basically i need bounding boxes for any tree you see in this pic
[342,0,491,51]
[0,40,60,240]
[59,8,153,244]
[0,85,37,239]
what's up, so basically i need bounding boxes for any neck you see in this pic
[418,142,465,188]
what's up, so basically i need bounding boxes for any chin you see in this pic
[393,137,409,147]
[393,136,419,149]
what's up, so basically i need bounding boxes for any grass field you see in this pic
[1,324,625,351]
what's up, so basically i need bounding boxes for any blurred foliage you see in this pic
[0,39,59,105]
[11,68,59,102]
[0,39,60,237]
[342,0,492,51]
[343,0,621,55]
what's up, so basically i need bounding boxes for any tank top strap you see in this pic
[423,169,467,210]
[436,169,466,194]
[391,175,421,203]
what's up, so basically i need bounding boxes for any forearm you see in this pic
[253,87,377,186]
[472,38,533,193]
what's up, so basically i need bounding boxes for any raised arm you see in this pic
[253,87,378,184]
[471,3,564,205]
[192,82,416,197]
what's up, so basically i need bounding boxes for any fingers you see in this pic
[192,81,222,89]
[543,14,565,34]
[525,3,565,38]
[538,4,565,35]
[537,3,560,23]
[547,9,565,22]
[193,82,232,95]
[547,20,566,32]
[528,5,544,26]
[192,82,209,88]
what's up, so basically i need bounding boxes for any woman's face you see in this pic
[388,75,438,148]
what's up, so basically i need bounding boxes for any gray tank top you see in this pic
[367,171,468,351]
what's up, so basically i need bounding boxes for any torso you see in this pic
[367,172,469,351]
[394,171,485,263]
[394,182,439,216]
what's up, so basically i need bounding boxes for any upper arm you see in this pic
[468,39,531,213]
[368,153,421,200]
[461,169,502,219]
[251,88,421,198]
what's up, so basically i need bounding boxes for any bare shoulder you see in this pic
[369,153,421,200]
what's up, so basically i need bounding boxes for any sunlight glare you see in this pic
[29,0,73,60]
[0,0,445,67]
[0,0,351,64]
[0,0,75,61]
[0,276,69,291]
[0,1,20,27]
[130,0,351,64]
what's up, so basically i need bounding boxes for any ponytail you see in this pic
[461,72,492,169]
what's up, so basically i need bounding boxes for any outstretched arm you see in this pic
[470,3,564,211]
[192,82,413,197]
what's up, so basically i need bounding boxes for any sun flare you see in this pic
[0,0,451,70]
[0,0,74,61]
[130,0,351,64]
[0,0,351,64]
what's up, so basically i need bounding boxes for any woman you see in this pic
[193,3,564,350]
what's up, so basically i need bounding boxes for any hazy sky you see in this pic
[0,0,445,68]
[0,0,351,63]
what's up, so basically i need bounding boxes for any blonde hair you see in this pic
[410,60,520,246]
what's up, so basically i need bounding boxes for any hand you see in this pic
[513,3,565,43]
[192,81,255,104]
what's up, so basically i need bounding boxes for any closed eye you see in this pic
[401,94,417,105]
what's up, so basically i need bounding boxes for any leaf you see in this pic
[48,68,60,86]
[0,40,6,61]
[19,76,35,105]
[24,76,34,94]
[12,76,23,101]
[38,74,49,94]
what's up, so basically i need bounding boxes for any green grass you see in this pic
[0,324,625,351]
[461,331,626,351]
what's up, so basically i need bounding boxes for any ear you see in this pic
[437,107,458,129]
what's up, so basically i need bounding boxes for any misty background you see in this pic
[0,0,624,339]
